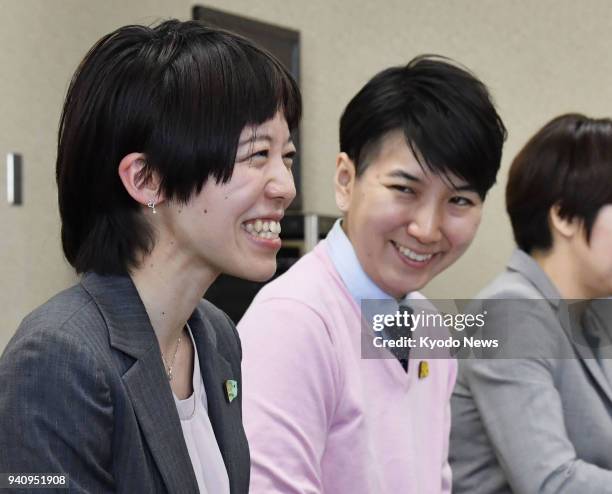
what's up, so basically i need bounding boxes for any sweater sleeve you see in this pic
[238,297,341,494]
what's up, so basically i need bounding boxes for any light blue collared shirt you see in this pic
[326,219,414,305]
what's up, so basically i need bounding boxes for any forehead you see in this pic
[238,112,292,145]
[364,131,469,188]
[595,204,612,225]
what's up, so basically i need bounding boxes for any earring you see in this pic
[147,199,157,214]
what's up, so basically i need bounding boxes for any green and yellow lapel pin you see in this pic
[224,379,238,403]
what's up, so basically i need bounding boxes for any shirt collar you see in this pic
[326,219,411,304]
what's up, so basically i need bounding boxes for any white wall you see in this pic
[2,0,612,349]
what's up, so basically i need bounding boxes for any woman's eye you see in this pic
[283,151,296,168]
[250,150,269,160]
[390,185,415,194]
[241,149,269,165]
[449,196,475,206]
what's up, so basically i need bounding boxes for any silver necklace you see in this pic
[161,332,182,381]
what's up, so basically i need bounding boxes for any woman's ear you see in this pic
[549,203,581,239]
[118,153,165,207]
[334,152,357,213]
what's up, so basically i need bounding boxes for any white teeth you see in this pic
[242,219,282,239]
[396,243,434,262]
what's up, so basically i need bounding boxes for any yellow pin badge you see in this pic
[418,361,429,379]
[224,379,238,403]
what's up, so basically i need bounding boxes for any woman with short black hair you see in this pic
[0,19,300,494]
[239,55,506,494]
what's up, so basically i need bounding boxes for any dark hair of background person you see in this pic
[506,113,612,254]
[56,19,302,276]
[339,55,506,199]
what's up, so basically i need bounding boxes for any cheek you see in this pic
[445,214,482,250]
[210,175,265,217]
[376,203,411,234]
[587,206,612,259]
[589,232,612,268]
[233,176,268,210]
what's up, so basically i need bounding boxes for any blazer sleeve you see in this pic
[238,298,341,494]
[441,358,457,494]
[0,325,115,493]
[461,303,612,494]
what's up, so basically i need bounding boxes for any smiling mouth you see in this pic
[241,218,282,240]
[391,241,437,263]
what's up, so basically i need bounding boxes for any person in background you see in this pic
[0,19,301,493]
[238,56,506,493]
[450,114,612,494]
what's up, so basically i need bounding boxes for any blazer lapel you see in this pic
[587,300,612,385]
[189,306,245,492]
[80,273,199,494]
[508,251,612,404]
[562,302,612,404]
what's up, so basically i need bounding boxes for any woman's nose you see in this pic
[266,159,297,207]
[406,203,443,244]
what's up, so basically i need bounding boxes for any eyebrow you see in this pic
[452,184,478,193]
[387,169,477,193]
[388,170,422,183]
[238,133,294,147]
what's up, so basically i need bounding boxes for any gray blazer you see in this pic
[0,273,250,493]
[450,250,612,494]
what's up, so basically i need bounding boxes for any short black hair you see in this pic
[57,19,301,275]
[507,113,612,253]
[339,55,506,198]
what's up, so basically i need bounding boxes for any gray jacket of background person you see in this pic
[450,249,612,494]
[0,273,250,494]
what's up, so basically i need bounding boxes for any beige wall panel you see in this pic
[1,0,611,349]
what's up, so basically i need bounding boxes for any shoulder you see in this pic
[197,298,235,330]
[240,245,353,338]
[195,298,242,361]
[474,269,542,300]
[0,286,116,481]
[238,289,344,406]
[0,285,112,415]
[238,250,348,373]
[253,243,352,314]
[4,283,106,362]
[472,267,561,339]
[473,269,558,329]
[458,272,563,369]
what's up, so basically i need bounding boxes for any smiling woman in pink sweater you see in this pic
[238,56,506,493]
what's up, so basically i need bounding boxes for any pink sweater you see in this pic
[239,241,456,493]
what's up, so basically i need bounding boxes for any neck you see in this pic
[130,237,220,354]
[531,245,592,300]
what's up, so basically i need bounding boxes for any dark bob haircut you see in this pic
[506,113,612,254]
[57,19,301,275]
[339,55,506,198]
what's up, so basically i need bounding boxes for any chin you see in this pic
[400,280,430,297]
[237,263,277,283]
